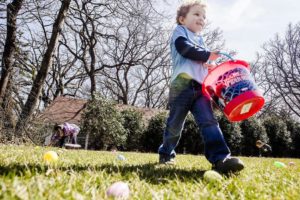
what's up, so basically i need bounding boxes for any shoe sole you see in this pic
[213,160,245,174]
[159,160,175,165]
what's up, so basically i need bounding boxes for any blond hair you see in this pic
[176,0,207,25]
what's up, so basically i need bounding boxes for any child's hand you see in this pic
[203,63,217,69]
[208,51,221,61]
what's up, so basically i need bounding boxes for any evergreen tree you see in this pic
[80,95,126,150]
[263,115,292,157]
[120,109,145,151]
[177,114,204,154]
[142,112,167,152]
[240,117,269,156]
[282,115,300,158]
[215,111,243,155]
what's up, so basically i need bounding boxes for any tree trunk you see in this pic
[89,46,96,97]
[15,0,72,137]
[0,0,24,103]
[2,77,16,130]
[85,132,89,150]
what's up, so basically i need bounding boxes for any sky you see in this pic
[161,0,300,61]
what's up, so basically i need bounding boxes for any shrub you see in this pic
[215,111,243,155]
[263,115,292,157]
[16,118,54,145]
[120,109,145,151]
[282,116,300,157]
[142,112,167,152]
[177,114,204,154]
[240,117,269,156]
[80,95,126,150]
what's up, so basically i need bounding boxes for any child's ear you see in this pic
[179,16,185,25]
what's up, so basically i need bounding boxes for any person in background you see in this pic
[50,122,80,147]
[256,140,272,157]
[158,0,244,174]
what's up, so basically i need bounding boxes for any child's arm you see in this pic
[175,36,220,62]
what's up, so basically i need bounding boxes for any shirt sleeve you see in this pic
[175,36,210,62]
[63,122,71,136]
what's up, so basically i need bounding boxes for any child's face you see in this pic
[179,5,206,34]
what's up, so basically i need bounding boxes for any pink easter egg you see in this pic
[288,161,295,166]
[106,181,130,199]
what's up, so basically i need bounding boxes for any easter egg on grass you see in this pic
[203,170,223,183]
[106,181,130,199]
[274,161,286,168]
[117,154,126,161]
[43,151,59,162]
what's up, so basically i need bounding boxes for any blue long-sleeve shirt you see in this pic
[175,36,210,62]
[170,25,210,83]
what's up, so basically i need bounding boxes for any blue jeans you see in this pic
[158,76,231,164]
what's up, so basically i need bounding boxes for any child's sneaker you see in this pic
[212,157,244,174]
[159,154,175,165]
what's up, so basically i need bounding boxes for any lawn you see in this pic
[0,145,299,199]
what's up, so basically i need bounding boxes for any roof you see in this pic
[38,96,165,125]
[115,104,165,124]
[38,96,87,124]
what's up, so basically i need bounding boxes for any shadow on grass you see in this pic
[0,162,206,184]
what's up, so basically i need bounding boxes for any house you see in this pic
[38,96,165,148]
[38,96,164,125]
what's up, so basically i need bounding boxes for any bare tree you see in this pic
[17,1,89,106]
[0,0,24,103]
[0,1,72,124]
[203,22,225,51]
[15,0,71,138]
[42,42,83,104]
[254,22,300,118]
[0,0,24,132]
[98,16,227,108]
[60,0,121,98]
[97,0,172,107]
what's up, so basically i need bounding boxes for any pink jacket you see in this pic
[62,122,80,137]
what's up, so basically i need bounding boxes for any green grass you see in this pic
[0,145,299,200]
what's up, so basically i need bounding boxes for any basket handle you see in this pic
[218,52,235,61]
